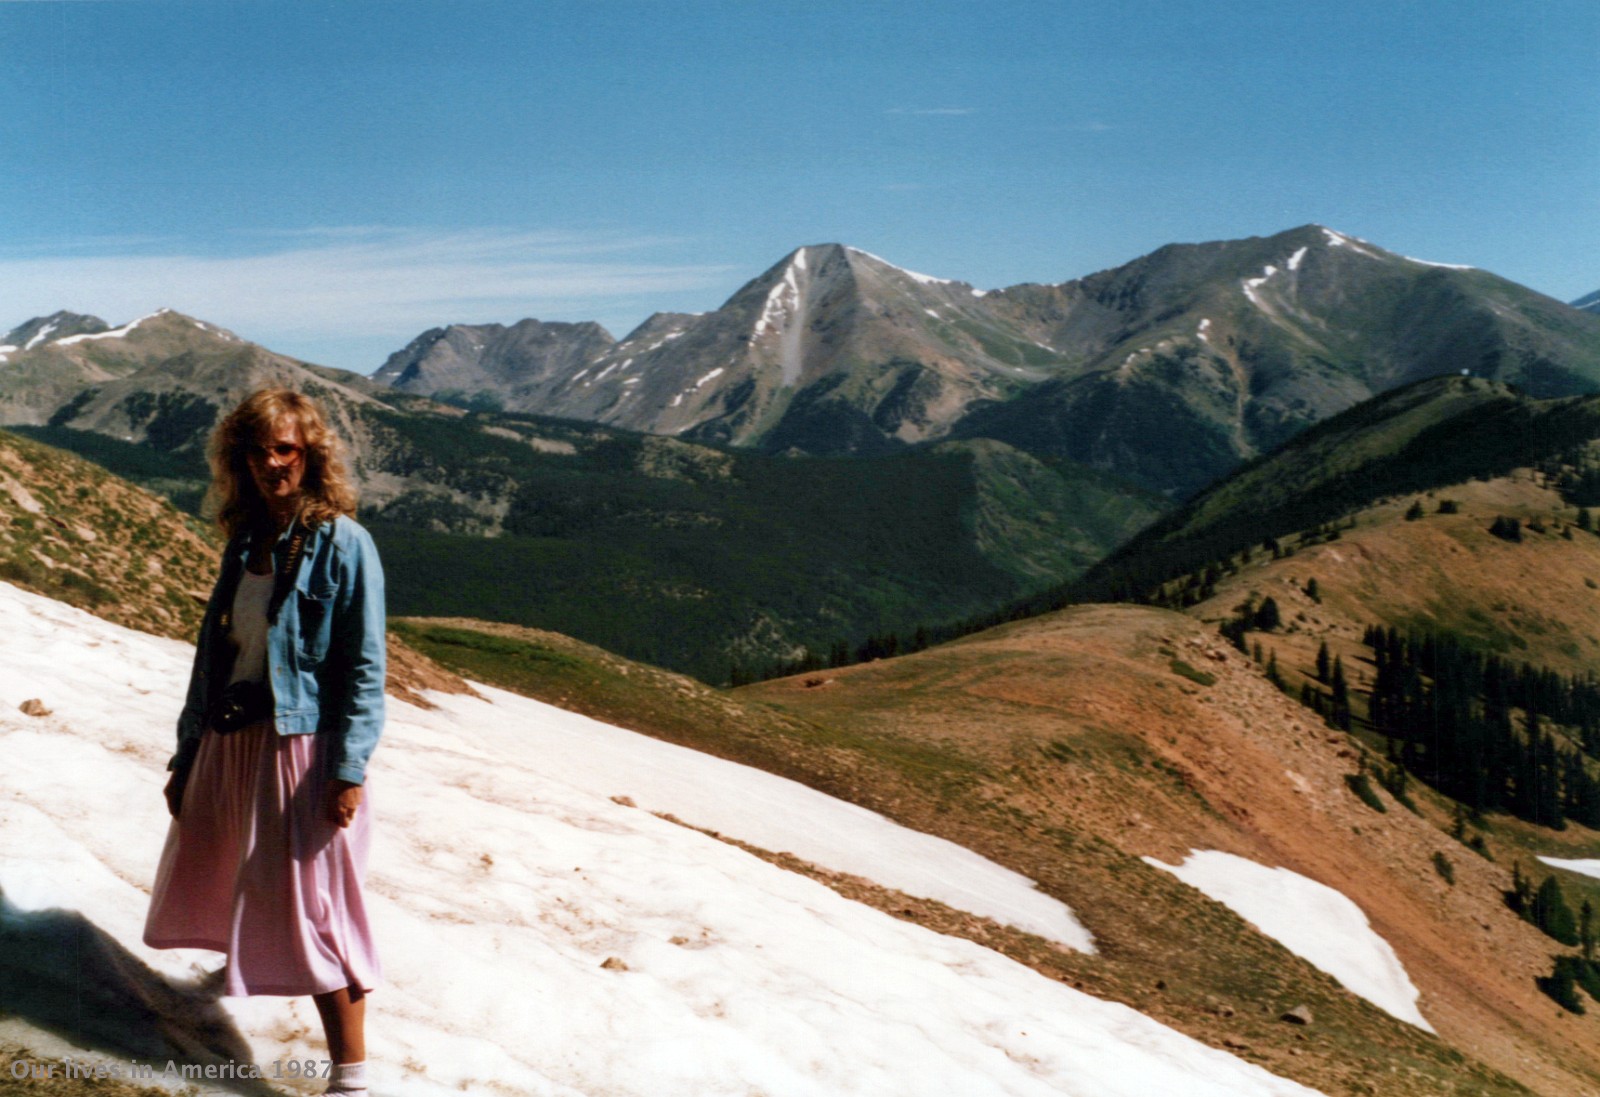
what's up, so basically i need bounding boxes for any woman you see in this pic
[144,389,385,1097]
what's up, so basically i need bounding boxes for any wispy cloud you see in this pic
[0,228,734,364]
[885,107,977,116]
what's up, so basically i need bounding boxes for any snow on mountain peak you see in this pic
[753,253,806,339]
[1319,228,1381,260]
[1401,254,1475,272]
[1241,265,1280,309]
[53,311,161,346]
[845,246,960,287]
[24,321,60,351]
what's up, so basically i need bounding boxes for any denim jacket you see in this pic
[172,514,387,786]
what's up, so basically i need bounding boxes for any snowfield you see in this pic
[1538,856,1600,881]
[1145,851,1432,1031]
[0,581,1327,1096]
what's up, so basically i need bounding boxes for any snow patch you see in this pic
[753,257,804,339]
[1145,851,1432,1031]
[1402,255,1474,271]
[1538,856,1600,880]
[1286,247,1308,272]
[1320,228,1381,260]
[53,310,166,347]
[24,322,59,350]
[1197,318,1212,344]
[845,246,957,286]
[0,580,1335,1097]
[693,367,725,390]
[669,393,683,407]
[1241,265,1279,309]
[924,309,940,319]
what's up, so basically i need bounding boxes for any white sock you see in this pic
[326,1060,368,1095]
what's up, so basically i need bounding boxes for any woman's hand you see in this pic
[328,780,364,828]
[163,770,188,818]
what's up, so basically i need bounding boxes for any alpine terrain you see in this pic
[375,226,1600,497]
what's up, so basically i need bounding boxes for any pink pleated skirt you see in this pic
[143,722,381,997]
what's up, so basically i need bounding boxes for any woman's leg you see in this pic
[312,984,366,1064]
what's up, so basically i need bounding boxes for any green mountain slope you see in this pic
[1070,375,1600,603]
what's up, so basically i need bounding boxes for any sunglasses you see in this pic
[245,442,305,464]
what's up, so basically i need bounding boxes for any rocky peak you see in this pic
[2,311,110,351]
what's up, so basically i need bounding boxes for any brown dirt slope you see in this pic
[0,428,216,640]
[0,428,472,705]
[739,602,1596,1097]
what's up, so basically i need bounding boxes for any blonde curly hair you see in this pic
[206,388,359,539]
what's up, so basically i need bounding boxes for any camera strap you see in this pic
[218,516,310,633]
[267,520,309,625]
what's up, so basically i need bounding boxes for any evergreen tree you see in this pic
[1304,577,1321,603]
[1330,657,1352,730]
[1255,596,1281,631]
[1489,515,1523,542]
[1405,500,1425,521]
[1531,875,1581,945]
[1316,641,1331,685]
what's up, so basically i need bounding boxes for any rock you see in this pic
[19,698,51,717]
[1280,1005,1314,1026]
[610,795,637,808]
[600,956,630,972]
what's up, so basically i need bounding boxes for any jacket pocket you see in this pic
[295,583,338,666]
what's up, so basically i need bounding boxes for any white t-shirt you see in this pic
[227,569,274,686]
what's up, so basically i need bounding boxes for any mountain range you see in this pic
[9,387,1600,1094]
[0,307,1159,678]
[371,225,1600,496]
[4,224,1599,675]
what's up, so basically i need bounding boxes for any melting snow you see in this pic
[692,367,725,389]
[1320,229,1381,260]
[845,247,958,287]
[0,344,16,363]
[0,581,1332,1097]
[753,257,804,339]
[1286,247,1308,272]
[1402,255,1474,271]
[669,394,683,407]
[24,322,59,350]
[1538,856,1600,880]
[924,309,940,319]
[1145,851,1432,1031]
[54,310,167,347]
[1197,319,1212,344]
[1242,265,1279,309]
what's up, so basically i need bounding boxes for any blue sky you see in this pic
[3,0,1596,372]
